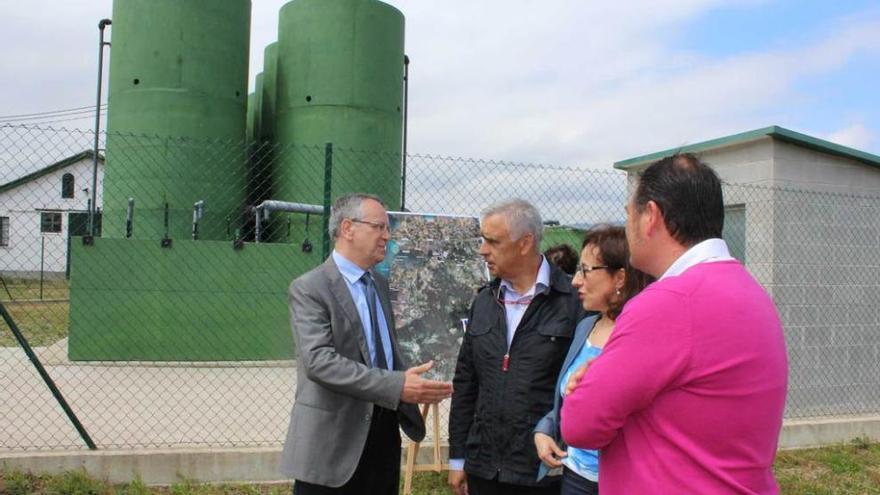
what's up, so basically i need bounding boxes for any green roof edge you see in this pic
[0,150,102,194]
[613,125,880,171]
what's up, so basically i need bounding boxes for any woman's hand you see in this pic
[534,432,567,468]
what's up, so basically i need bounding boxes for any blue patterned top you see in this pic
[559,340,602,481]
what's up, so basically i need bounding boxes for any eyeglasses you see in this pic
[351,218,390,232]
[576,263,610,278]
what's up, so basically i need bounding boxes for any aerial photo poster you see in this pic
[375,212,487,382]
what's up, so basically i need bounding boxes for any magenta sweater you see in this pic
[561,261,788,494]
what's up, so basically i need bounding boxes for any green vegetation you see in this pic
[0,278,70,347]
[2,440,879,494]
[541,225,585,252]
[0,300,70,347]
[775,438,880,494]
[0,470,290,495]
[0,277,69,301]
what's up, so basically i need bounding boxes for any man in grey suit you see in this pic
[281,193,454,495]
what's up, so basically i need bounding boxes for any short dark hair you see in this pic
[633,153,724,246]
[582,225,654,320]
[543,244,578,275]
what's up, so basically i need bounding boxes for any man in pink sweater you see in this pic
[561,154,788,494]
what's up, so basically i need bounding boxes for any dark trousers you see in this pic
[560,467,599,495]
[293,406,401,495]
[468,473,560,495]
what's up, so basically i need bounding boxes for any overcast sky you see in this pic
[1,0,878,169]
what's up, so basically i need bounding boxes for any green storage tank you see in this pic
[103,0,252,240]
[246,92,256,145]
[261,42,279,143]
[275,0,405,210]
[248,71,278,240]
[253,72,264,144]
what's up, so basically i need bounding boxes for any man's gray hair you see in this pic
[329,193,386,239]
[481,198,543,246]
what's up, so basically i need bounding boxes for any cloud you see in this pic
[2,0,878,172]
[403,154,628,225]
[390,2,880,167]
[824,123,874,150]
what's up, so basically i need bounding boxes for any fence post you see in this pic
[322,143,333,260]
[90,19,112,237]
[39,235,45,300]
[0,301,97,449]
[401,55,409,210]
[66,223,71,280]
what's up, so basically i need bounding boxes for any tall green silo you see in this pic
[275,0,405,210]
[248,71,275,239]
[246,92,256,145]
[253,72,264,145]
[261,42,279,143]
[103,0,252,241]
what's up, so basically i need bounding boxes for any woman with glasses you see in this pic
[532,225,653,495]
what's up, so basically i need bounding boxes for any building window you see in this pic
[40,212,62,234]
[0,216,8,247]
[722,204,746,263]
[62,173,75,199]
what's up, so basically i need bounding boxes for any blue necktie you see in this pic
[360,272,388,369]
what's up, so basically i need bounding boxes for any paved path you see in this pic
[1,342,450,452]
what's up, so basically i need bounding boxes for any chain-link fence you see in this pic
[1,124,878,452]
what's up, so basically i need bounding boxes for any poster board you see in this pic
[375,212,487,382]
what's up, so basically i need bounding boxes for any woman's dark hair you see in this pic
[582,224,654,320]
[633,153,724,246]
[543,244,578,275]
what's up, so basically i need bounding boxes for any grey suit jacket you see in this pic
[279,256,426,487]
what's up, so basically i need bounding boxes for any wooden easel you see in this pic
[402,403,447,495]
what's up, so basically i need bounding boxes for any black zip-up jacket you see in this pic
[449,263,580,486]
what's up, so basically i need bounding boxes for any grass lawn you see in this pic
[0,277,69,302]
[0,278,70,347]
[1,440,879,494]
[775,438,880,494]
[0,300,69,347]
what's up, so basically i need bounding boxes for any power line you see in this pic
[0,104,107,120]
[2,112,108,127]
[0,106,107,122]
[36,112,107,126]
[0,109,107,124]
[0,109,106,125]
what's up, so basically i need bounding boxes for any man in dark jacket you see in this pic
[448,199,581,495]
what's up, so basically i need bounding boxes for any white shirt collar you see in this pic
[500,255,552,298]
[660,238,735,280]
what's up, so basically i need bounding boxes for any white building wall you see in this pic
[697,138,776,186]
[772,140,880,194]
[763,144,880,417]
[0,158,104,277]
[622,137,880,418]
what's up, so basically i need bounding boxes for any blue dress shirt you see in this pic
[332,251,394,369]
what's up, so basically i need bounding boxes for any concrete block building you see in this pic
[615,126,880,418]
